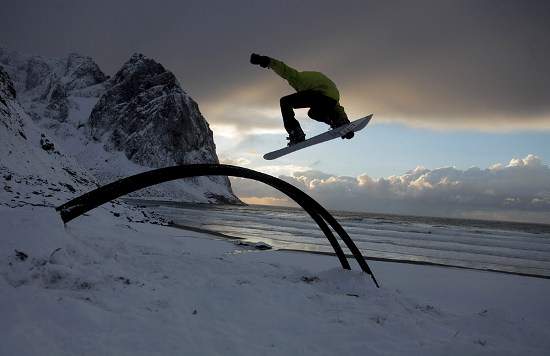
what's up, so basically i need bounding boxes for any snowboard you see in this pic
[263,114,373,160]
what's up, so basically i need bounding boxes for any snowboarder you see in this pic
[250,53,353,146]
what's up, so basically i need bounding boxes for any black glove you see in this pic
[250,53,270,68]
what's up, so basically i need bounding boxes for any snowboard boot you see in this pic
[330,115,351,129]
[286,127,306,146]
[329,116,354,139]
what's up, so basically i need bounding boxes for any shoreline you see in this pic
[172,222,550,280]
[124,198,550,232]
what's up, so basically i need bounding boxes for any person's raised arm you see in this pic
[250,53,300,84]
[267,58,300,83]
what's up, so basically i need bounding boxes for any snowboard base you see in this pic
[263,114,373,160]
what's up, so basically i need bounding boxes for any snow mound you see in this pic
[1,205,549,355]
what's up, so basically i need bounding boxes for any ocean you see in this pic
[129,200,550,278]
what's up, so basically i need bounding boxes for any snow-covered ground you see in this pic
[1,204,549,355]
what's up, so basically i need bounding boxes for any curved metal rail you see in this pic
[56,164,379,287]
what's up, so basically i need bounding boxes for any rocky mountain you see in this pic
[0,49,107,123]
[0,48,239,204]
[0,65,98,208]
[90,53,220,167]
[0,65,17,120]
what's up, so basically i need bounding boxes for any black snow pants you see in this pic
[279,90,337,134]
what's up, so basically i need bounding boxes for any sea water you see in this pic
[130,200,550,277]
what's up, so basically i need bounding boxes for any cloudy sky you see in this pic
[2,0,549,222]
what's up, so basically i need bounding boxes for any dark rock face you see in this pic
[0,65,16,103]
[25,57,51,92]
[89,54,220,168]
[0,66,21,130]
[40,134,55,152]
[45,82,69,122]
[64,53,108,91]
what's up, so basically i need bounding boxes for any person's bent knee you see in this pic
[280,95,292,107]
[307,108,320,120]
[308,108,329,123]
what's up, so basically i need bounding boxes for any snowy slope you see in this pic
[1,204,549,355]
[0,65,97,208]
[0,48,239,203]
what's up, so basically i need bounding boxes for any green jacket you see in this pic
[268,58,348,120]
[268,58,341,102]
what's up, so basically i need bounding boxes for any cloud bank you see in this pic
[231,154,550,223]
[2,1,549,132]
[201,1,550,133]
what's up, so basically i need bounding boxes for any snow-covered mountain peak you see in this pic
[0,48,108,123]
[107,53,183,100]
[62,52,107,91]
[0,48,107,99]
[89,53,218,168]
[114,53,165,78]
[1,48,239,204]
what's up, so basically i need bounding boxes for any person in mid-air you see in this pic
[250,53,353,146]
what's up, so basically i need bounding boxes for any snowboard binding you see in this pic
[329,116,354,139]
[286,128,306,146]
